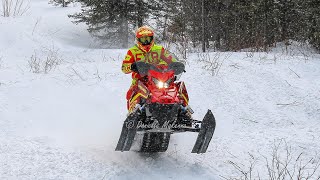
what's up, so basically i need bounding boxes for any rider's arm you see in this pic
[160,47,177,65]
[121,50,135,74]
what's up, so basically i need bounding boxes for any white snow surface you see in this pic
[1,1,320,179]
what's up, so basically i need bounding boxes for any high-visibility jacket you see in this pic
[122,44,177,85]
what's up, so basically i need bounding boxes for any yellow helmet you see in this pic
[135,26,155,52]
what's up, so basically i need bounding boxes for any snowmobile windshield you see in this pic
[135,61,185,76]
[168,62,185,75]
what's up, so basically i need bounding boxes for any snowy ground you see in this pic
[1,1,320,179]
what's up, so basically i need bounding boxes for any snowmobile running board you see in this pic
[115,110,216,153]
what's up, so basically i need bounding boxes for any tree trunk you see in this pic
[263,0,268,51]
[119,16,129,48]
[135,0,143,27]
[201,0,206,52]
[214,0,221,50]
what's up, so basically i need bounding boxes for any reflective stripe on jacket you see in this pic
[121,44,177,84]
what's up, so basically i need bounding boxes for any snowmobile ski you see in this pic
[115,113,139,151]
[191,110,216,154]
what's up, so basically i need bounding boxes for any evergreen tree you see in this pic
[69,0,160,48]
[306,0,320,50]
[68,0,320,51]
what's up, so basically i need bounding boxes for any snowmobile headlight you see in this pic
[158,81,165,88]
[152,77,169,89]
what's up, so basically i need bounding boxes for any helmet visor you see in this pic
[138,36,153,45]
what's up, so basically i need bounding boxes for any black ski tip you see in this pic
[191,109,216,154]
[115,114,139,152]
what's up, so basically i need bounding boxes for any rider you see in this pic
[121,26,192,117]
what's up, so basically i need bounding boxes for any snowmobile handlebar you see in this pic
[131,61,185,76]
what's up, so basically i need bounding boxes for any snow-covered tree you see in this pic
[49,0,71,7]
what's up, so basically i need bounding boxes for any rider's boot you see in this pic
[180,105,194,126]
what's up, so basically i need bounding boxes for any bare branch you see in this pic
[276,101,299,106]
[288,67,301,78]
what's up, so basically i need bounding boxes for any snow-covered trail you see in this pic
[0,53,218,179]
[1,0,320,179]
[1,48,217,179]
[0,2,219,178]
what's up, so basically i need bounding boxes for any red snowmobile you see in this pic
[115,61,216,153]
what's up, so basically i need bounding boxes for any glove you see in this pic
[131,62,138,72]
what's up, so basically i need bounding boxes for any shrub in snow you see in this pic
[28,47,62,74]
[1,0,29,17]
[226,140,320,180]
[28,52,41,73]
[198,51,227,76]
